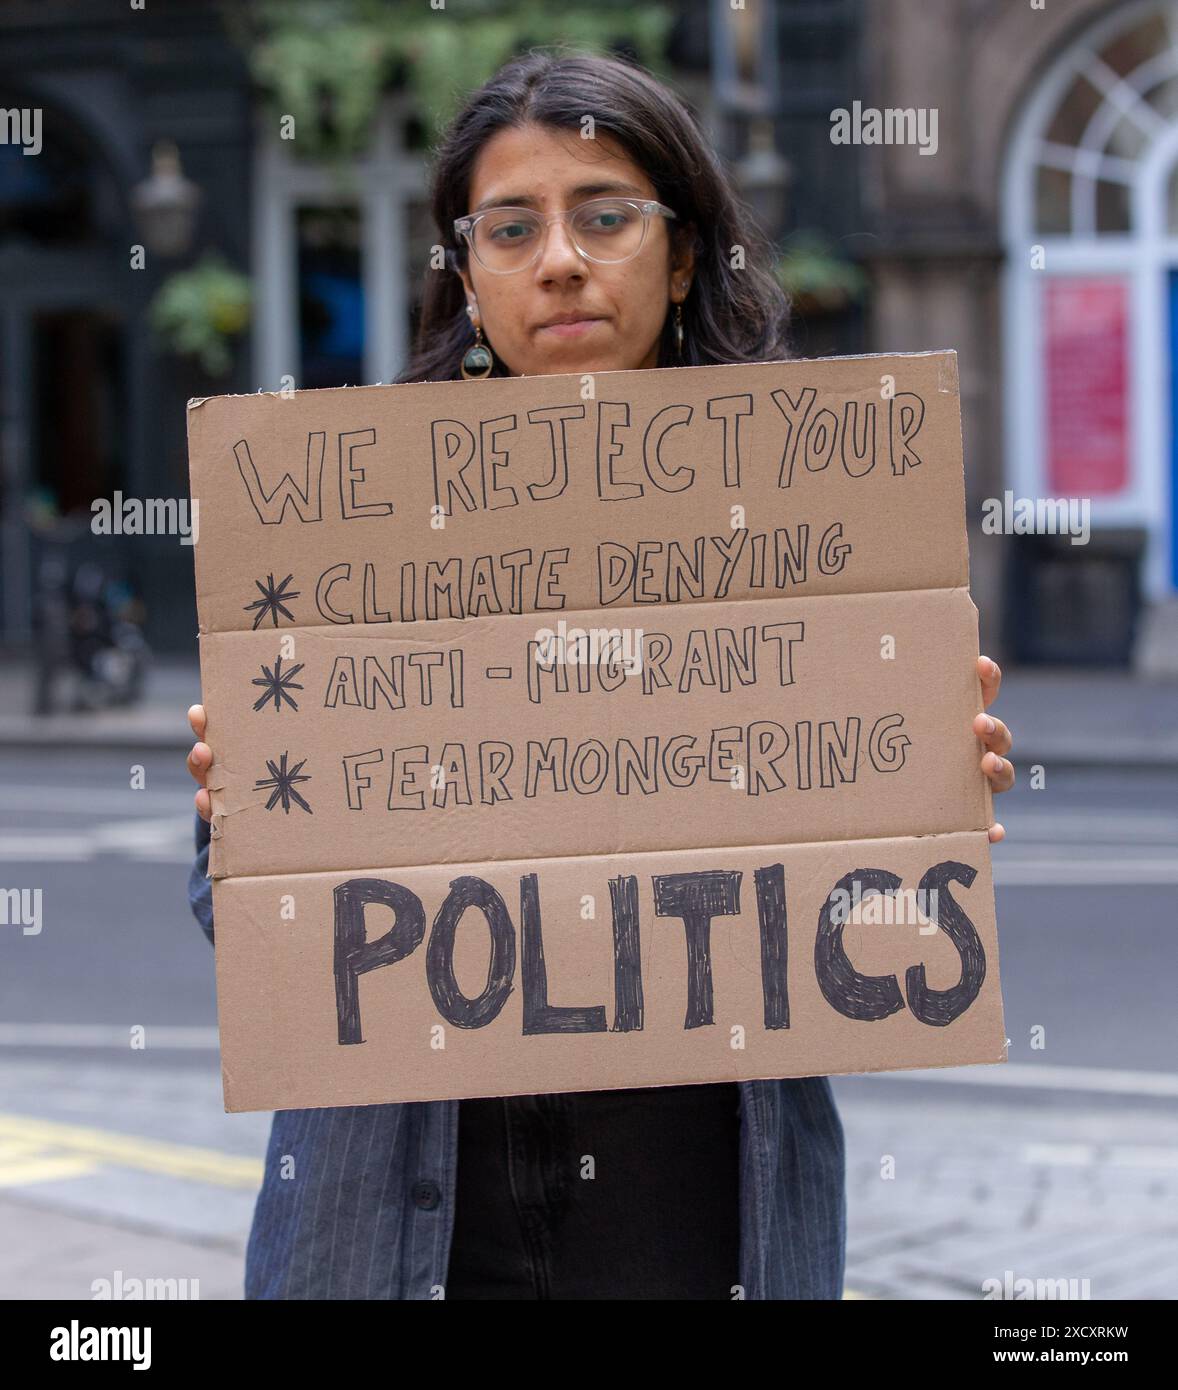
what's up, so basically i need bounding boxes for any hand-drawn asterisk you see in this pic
[244,573,300,629]
[252,654,305,712]
[254,751,312,814]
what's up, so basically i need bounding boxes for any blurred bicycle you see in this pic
[31,517,150,714]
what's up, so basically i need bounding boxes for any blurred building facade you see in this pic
[0,0,252,656]
[863,0,1178,669]
[0,0,1170,669]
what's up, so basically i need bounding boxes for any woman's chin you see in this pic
[519,351,617,377]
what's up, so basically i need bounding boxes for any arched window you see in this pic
[1003,1,1178,600]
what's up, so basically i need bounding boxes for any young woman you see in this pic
[186,49,1016,1300]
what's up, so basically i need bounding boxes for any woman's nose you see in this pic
[534,218,586,279]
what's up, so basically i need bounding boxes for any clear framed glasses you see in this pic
[453,196,677,274]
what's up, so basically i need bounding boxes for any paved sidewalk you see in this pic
[833,1076,1178,1300]
[992,668,1178,767]
[0,1199,244,1301]
[0,656,200,750]
[1,654,1175,765]
[0,1052,1173,1299]
[0,1056,267,1302]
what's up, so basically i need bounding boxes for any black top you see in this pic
[445,1082,742,1300]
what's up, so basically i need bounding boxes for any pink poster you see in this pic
[1044,277,1129,496]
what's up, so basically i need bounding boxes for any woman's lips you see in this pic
[538,317,605,339]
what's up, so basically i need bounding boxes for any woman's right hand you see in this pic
[187,704,213,823]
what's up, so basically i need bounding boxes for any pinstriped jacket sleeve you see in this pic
[188,809,214,947]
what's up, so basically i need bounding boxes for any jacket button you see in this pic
[412,1179,442,1210]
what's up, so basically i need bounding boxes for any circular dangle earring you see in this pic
[461,305,494,380]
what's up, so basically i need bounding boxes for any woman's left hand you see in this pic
[972,654,1014,844]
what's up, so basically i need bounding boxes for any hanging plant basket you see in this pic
[148,252,252,377]
[775,233,869,316]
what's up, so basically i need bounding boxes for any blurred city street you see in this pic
[0,655,1174,1299]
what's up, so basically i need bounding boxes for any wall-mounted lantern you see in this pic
[131,139,201,258]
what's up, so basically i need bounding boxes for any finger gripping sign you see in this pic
[187,350,1005,1112]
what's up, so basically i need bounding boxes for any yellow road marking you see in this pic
[0,1114,263,1189]
[0,1155,100,1187]
[0,1137,50,1160]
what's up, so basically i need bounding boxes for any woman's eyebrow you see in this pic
[472,181,647,212]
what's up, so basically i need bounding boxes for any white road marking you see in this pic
[866,1062,1178,1099]
[0,1024,219,1050]
[2,791,1176,885]
[1022,1141,1178,1170]
[0,816,193,863]
[0,787,193,814]
[994,856,1178,886]
[1001,810,1178,842]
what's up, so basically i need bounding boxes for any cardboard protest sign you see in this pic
[188,349,1005,1112]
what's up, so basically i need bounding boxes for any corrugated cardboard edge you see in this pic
[186,349,961,409]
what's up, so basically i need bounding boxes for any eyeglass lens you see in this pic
[471,200,647,270]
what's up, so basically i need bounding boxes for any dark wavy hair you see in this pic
[398,46,791,384]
